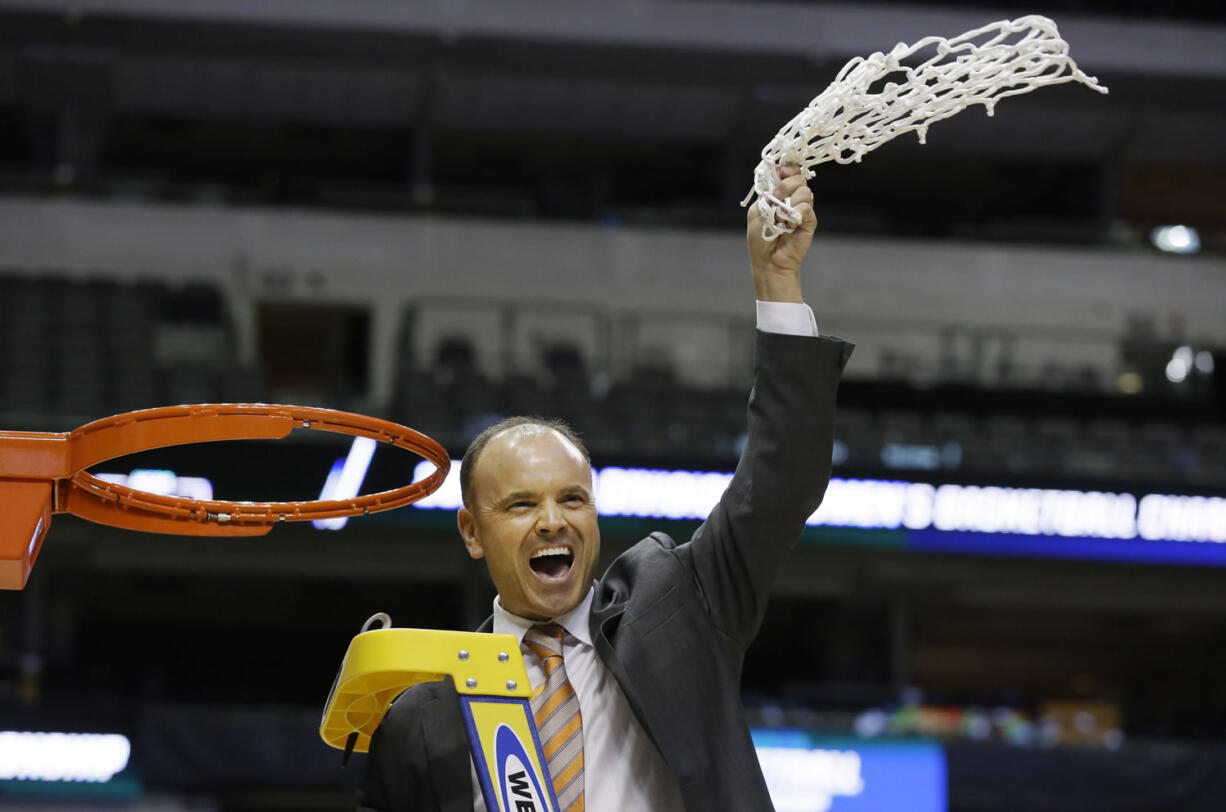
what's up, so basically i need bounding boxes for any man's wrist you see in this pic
[752,269,804,303]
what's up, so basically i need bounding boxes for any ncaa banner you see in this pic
[462,696,560,812]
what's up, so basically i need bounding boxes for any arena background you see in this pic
[1,0,1225,810]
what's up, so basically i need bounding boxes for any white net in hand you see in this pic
[743,15,1109,240]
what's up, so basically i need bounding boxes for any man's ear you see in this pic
[457,507,485,560]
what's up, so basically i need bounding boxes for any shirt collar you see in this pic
[492,585,594,647]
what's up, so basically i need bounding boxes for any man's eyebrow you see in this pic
[495,491,538,504]
[493,486,590,505]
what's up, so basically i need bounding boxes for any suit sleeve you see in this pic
[680,330,852,650]
[356,679,475,812]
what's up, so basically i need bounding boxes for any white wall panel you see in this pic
[1,195,1221,403]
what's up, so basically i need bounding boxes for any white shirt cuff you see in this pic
[755,300,819,337]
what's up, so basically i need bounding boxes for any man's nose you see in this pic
[535,500,565,535]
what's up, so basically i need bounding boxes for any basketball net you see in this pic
[743,15,1109,240]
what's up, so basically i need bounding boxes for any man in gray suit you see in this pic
[358,166,853,811]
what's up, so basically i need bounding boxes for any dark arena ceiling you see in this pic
[0,0,1223,248]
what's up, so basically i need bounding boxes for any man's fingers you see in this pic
[749,166,816,244]
[787,185,813,206]
[770,181,814,229]
[749,189,816,233]
[797,201,818,234]
[771,173,809,201]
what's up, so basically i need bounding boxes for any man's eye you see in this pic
[510,501,534,509]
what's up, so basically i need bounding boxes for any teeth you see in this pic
[532,546,570,559]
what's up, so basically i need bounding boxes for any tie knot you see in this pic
[535,622,566,642]
[524,623,566,656]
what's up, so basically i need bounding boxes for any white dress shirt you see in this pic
[470,300,819,811]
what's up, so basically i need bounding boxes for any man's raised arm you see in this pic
[681,165,853,649]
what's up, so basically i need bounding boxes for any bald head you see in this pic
[459,416,590,509]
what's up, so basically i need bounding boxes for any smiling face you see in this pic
[457,425,601,620]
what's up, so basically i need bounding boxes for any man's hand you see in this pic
[746,165,816,303]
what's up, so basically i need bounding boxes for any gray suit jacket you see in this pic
[358,331,853,812]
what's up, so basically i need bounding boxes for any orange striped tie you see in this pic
[523,623,584,812]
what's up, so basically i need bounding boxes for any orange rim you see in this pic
[60,404,450,531]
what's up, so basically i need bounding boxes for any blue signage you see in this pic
[751,729,946,812]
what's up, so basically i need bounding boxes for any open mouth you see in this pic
[529,546,574,579]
